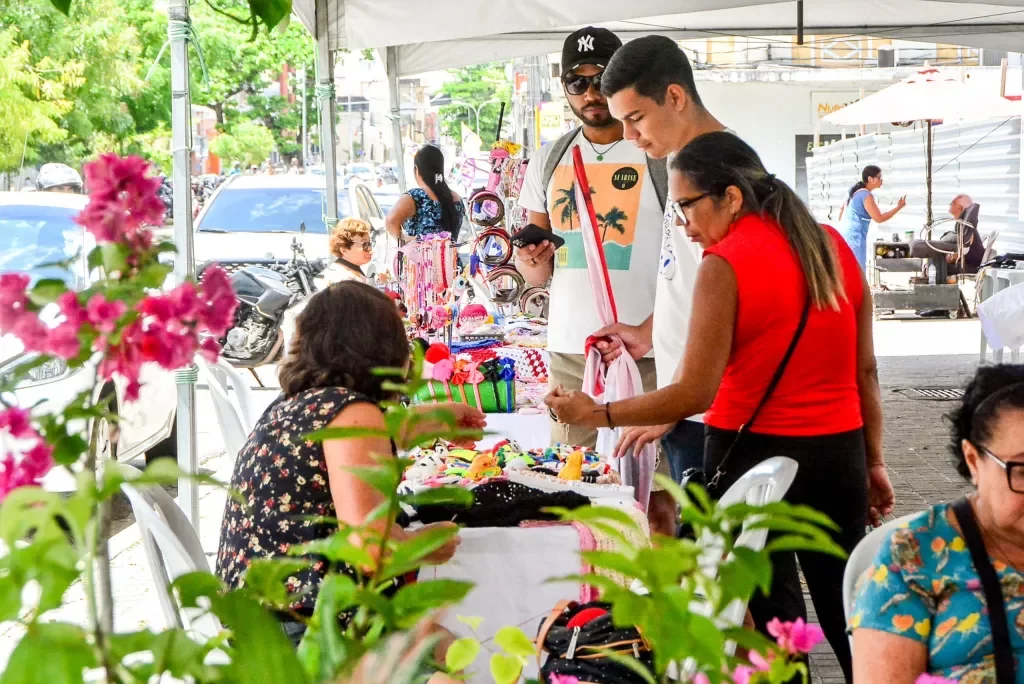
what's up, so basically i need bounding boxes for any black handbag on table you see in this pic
[535,600,654,684]
[951,498,1017,684]
[679,293,812,499]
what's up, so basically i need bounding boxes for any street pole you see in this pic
[386,47,407,192]
[300,66,308,165]
[315,0,339,223]
[168,0,199,529]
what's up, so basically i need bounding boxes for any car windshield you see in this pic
[350,165,373,175]
[196,187,350,234]
[0,205,85,287]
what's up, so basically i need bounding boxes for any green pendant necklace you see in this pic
[585,136,623,162]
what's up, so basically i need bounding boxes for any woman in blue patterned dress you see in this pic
[386,144,466,243]
[851,365,1024,682]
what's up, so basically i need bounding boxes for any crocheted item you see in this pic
[497,346,548,381]
[414,481,590,527]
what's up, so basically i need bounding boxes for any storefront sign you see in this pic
[539,102,566,144]
[811,91,869,132]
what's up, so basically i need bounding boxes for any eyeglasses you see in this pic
[563,71,604,96]
[975,442,1024,493]
[669,193,710,227]
[351,241,372,252]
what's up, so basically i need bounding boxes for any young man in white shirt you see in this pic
[516,27,668,448]
[592,36,728,481]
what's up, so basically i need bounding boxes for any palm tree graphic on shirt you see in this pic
[597,207,628,242]
[552,182,596,227]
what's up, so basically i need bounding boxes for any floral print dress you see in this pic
[852,502,1024,682]
[216,386,383,616]
[402,188,466,240]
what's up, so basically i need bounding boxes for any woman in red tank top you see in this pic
[548,132,892,683]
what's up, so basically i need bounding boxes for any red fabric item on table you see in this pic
[702,215,864,437]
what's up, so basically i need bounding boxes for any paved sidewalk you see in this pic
[808,353,981,684]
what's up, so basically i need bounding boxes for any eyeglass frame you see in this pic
[669,193,711,227]
[348,240,373,252]
[562,71,605,97]
[973,441,1024,494]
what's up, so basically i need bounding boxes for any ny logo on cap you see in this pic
[577,34,595,52]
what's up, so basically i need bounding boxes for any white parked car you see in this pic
[0,192,178,483]
[193,174,387,276]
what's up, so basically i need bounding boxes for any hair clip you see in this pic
[435,173,444,184]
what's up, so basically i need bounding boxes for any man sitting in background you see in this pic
[944,193,985,274]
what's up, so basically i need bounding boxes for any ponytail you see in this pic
[414,145,461,240]
[850,165,881,199]
[672,132,846,311]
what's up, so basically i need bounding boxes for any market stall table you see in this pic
[978,267,1024,362]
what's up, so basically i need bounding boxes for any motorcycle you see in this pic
[219,225,326,369]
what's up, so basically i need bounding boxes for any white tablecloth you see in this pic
[978,267,1024,362]
[421,526,582,683]
[479,412,549,452]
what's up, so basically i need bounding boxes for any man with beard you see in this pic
[517,27,667,449]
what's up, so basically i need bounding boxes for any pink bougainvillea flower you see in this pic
[748,649,773,671]
[0,407,33,439]
[197,267,237,336]
[13,315,50,354]
[731,664,755,684]
[0,273,31,332]
[915,675,957,684]
[198,337,222,363]
[86,294,127,334]
[0,408,53,500]
[767,617,824,655]
[547,676,580,684]
[692,674,711,684]
[47,322,81,360]
[78,154,164,235]
[57,291,88,327]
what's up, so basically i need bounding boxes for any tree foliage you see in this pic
[209,121,276,166]
[439,63,513,148]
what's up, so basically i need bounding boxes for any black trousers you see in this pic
[704,427,868,684]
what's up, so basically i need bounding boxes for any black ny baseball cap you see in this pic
[561,27,622,78]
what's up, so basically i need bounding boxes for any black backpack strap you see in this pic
[645,154,668,208]
[951,498,1016,684]
[541,128,582,206]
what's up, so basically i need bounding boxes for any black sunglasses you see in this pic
[563,71,604,96]
[669,193,710,227]
[975,442,1024,494]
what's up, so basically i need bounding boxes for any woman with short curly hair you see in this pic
[851,364,1024,683]
[317,217,374,287]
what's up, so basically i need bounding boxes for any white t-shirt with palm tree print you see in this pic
[518,130,662,356]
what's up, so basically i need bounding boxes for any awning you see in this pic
[293,0,1024,77]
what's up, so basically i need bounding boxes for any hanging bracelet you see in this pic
[604,403,614,429]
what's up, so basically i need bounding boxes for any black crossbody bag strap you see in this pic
[951,498,1016,684]
[708,293,811,490]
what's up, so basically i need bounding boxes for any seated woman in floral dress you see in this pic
[216,281,485,644]
[851,365,1024,683]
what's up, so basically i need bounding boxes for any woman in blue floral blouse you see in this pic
[852,365,1024,682]
[386,144,466,242]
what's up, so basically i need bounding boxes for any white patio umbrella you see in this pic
[825,68,1020,227]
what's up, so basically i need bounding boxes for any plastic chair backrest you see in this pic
[982,230,1000,265]
[120,482,222,639]
[214,355,259,432]
[196,357,249,461]
[842,512,919,626]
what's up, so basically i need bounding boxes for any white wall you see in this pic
[698,82,842,188]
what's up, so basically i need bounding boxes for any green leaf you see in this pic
[494,626,535,659]
[379,524,459,582]
[602,652,657,684]
[242,558,313,607]
[288,533,374,569]
[489,652,523,684]
[212,591,308,684]
[155,241,178,254]
[731,546,774,595]
[400,486,473,508]
[28,278,67,306]
[445,637,481,672]
[113,629,217,681]
[457,614,484,631]
[87,246,104,273]
[101,243,130,274]
[390,580,473,626]
[0,487,66,545]
[0,622,96,684]
[346,463,402,497]
[48,0,72,14]
[765,534,846,559]
[298,574,357,680]
[580,550,641,580]
[249,0,292,31]
[52,433,89,467]
[172,571,226,609]
[684,613,726,667]
[136,263,173,289]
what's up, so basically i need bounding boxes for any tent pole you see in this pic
[169,0,199,529]
[387,47,408,192]
[926,119,933,234]
[315,0,339,223]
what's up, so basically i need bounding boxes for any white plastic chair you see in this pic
[667,457,799,680]
[120,482,223,640]
[196,357,252,476]
[842,513,919,631]
[201,356,259,432]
